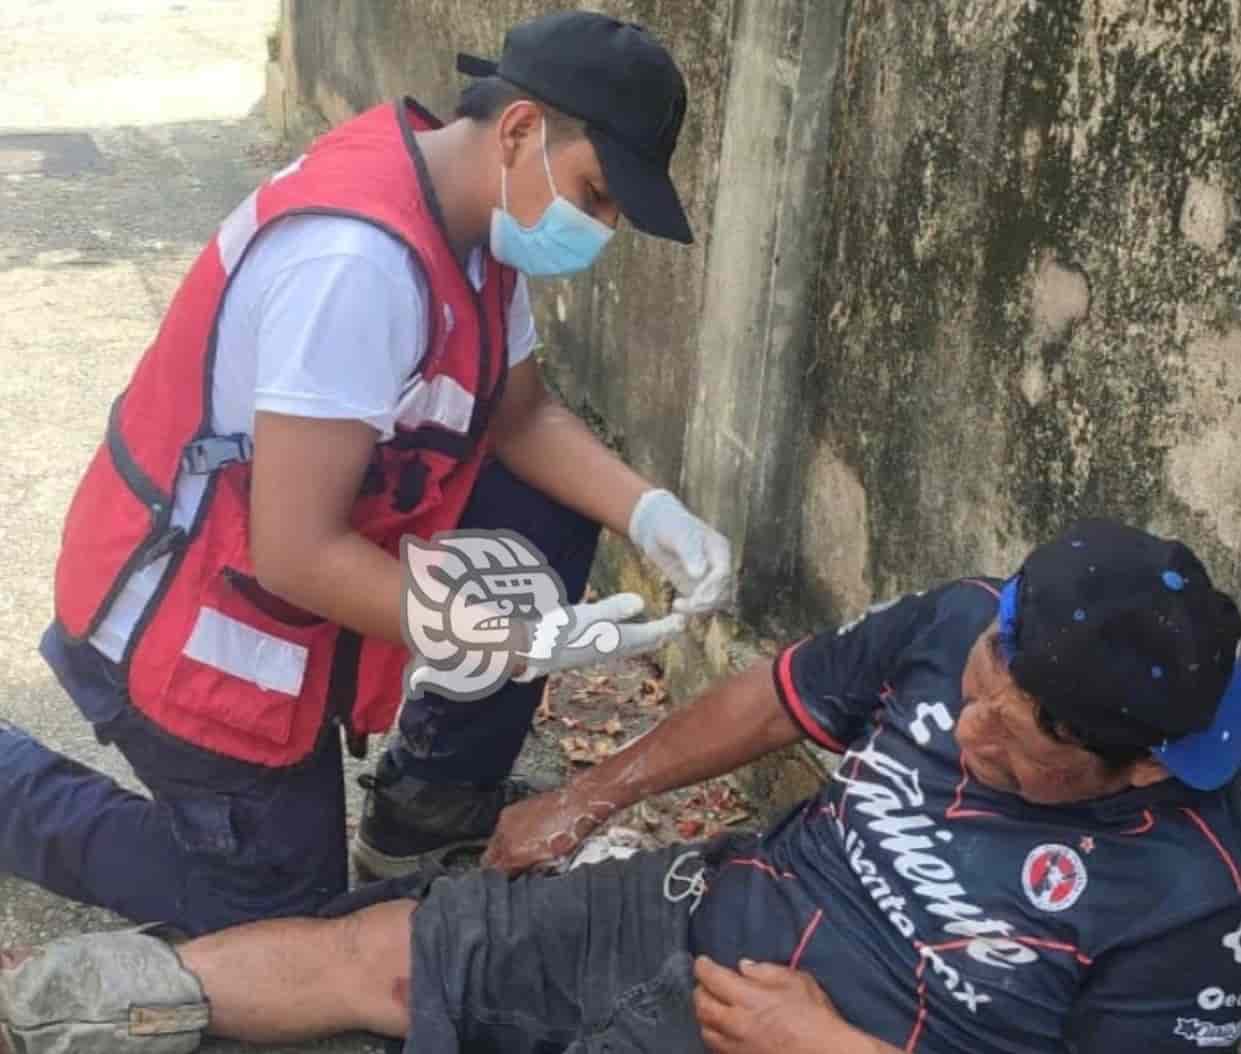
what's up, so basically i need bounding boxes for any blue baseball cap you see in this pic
[1153,671,1241,790]
[997,519,1241,790]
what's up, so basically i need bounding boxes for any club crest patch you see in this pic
[1022,844,1088,913]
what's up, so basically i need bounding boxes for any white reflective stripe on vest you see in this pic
[394,373,475,434]
[217,189,259,276]
[183,607,308,695]
[90,475,210,662]
[217,156,303,277]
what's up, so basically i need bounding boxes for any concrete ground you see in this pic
[0,2,382,1050]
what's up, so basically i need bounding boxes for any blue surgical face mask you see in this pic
[489,120,615,277]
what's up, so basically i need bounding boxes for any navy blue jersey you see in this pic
[690,580,1241,1054]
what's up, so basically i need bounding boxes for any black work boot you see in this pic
[351,751,538,882]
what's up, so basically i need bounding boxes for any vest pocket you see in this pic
[164,568,329,748]
[183,607,309,696]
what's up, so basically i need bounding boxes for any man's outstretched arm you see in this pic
[482,659,800,872]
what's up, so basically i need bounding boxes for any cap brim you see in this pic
[456,53,499,77]
[587,128,693,245]
[1154,666,1241,790]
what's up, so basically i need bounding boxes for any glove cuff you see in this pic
[627,488,678,549]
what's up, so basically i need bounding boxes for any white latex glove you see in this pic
[627,489,733,615]
[512,592,687,682]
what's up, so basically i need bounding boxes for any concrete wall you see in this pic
[270,0,1241,805]
[805,0,1241,629]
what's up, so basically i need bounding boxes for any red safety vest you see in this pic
[53,98,514,766]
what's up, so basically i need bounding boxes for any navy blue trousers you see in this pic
[0,462,599,935]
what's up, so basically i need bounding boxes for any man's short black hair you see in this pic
[455,76,584,143]
[1030,697,1150,771]
[993,629,1149,771]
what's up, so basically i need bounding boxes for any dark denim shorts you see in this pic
[406,844,731,1054]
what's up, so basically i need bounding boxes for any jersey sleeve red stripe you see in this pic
[773,642,848,753]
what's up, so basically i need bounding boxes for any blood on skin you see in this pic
[393,975,410,1008]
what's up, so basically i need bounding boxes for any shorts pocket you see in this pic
[570,953,704,1054]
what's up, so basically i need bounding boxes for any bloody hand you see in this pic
[480,787,616,875]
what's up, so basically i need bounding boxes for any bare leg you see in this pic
[179,899,415,1043]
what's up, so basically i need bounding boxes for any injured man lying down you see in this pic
[4,518,1241,1054]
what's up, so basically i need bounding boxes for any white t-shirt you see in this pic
[213,214,536,439]
[91,214,536,660]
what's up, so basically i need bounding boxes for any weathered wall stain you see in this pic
[1166,325,1241,569]
[814,0,1240,617]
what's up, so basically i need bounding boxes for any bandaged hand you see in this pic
[628,490,733,615]
[512,592,687,683]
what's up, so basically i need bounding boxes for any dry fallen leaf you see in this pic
[559,735,597,765]
[676,818,704,839]
[603,717,624,737]
[704,783,743,812]
[637,678,668,707]
[637,802,662,831]
[557,734,620,765]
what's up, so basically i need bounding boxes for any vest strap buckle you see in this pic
[181,434,254,476]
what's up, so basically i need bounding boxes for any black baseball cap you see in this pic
[997,519,1241,789]
[457,11,694,244]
